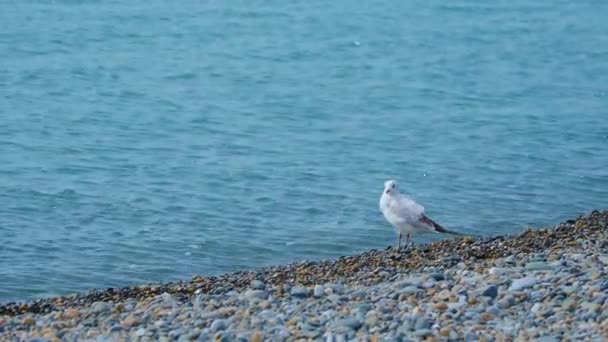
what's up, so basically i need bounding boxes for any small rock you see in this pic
[432,303,448,311]
[63,308,81,319]
[314,285,325,298]
[135,328,146,337]
[251,280,265,290]
[414,329,432,337]
[525,262,553,271]
[414,317,432,330]
[498,295,515,309]
[107,325,123,334]
[250,331,263,342]
[211,319,228,332]
[480,312,494,321]
[480,285,498,299]
[335,318,362,330]
[439,328,451,337]
[245,290,267,300]
[428,273,445,281]
[510,277,536,291]
[91,301,111,313]
[400,286,423,295]
[22,316,36,326]
[291,287,309,298]
[121,314,140,328]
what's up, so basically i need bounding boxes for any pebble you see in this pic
[290,287,309,298]
[251,280,265,290]
[335,318,362,331]
[135,328,146,337]
[91,301,111,313]
[480,285,498,299]
[525,262,553,271]
[510,277,537,291]
[428,273,445,281]
[314,285,325,298]
[414,317,432,330]
[210,319,228,332]
[245,290,267,300]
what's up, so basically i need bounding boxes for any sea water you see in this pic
[1,1,607,301]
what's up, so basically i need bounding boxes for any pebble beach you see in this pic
[2,210,608,341]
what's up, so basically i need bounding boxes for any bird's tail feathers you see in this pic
[420,214,461,235]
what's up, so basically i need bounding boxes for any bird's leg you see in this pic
[398,231,402,251]
[405,232,410,249]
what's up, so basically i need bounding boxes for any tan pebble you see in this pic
[121,314,140,328]
[480,312,494,321]
[287,317,299,326]
[219,306,237,316]
[22,316,36,326]
[259,300,271,309]
[436,290,451,301]
[42,333,61,342]
[63,308,80,319]
[475,264,484,273]
[439,328,450,336]
[250,331,263,342]
[432,303,448,311]
[365,315,378,326]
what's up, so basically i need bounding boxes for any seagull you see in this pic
[379,179,459,249]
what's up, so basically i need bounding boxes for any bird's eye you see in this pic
[392,184,395,188]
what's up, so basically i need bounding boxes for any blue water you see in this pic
[1,1,607,302]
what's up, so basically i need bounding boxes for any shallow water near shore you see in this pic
[1,1,607,302]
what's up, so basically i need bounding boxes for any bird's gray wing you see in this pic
[392,194,425,224]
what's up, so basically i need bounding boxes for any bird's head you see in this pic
[384,179,398,194]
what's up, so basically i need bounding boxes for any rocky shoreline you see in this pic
[1,210,607,341]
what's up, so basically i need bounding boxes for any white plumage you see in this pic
[379,179,458,249]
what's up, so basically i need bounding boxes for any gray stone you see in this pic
[399,286,423,294]
[291,287,309,298]
[210,319,228,332]
[535,337,559,342]
[414,329,432,337]
[525,262,553,271]
[414,317,432,330]
[325,283,344,293]
[91,301,111,313]
[357,303,373,313]
[108,325,123,334]
[510,277,536,291]
[169,329,183,339]
[335,318,363,330]
[135,328,146,337]
[251,280,265,290]
[199,310,221,320]
[245,289,267,300]
[314,285,325,298]
[480,285,498,299]
[428,273,445,281]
